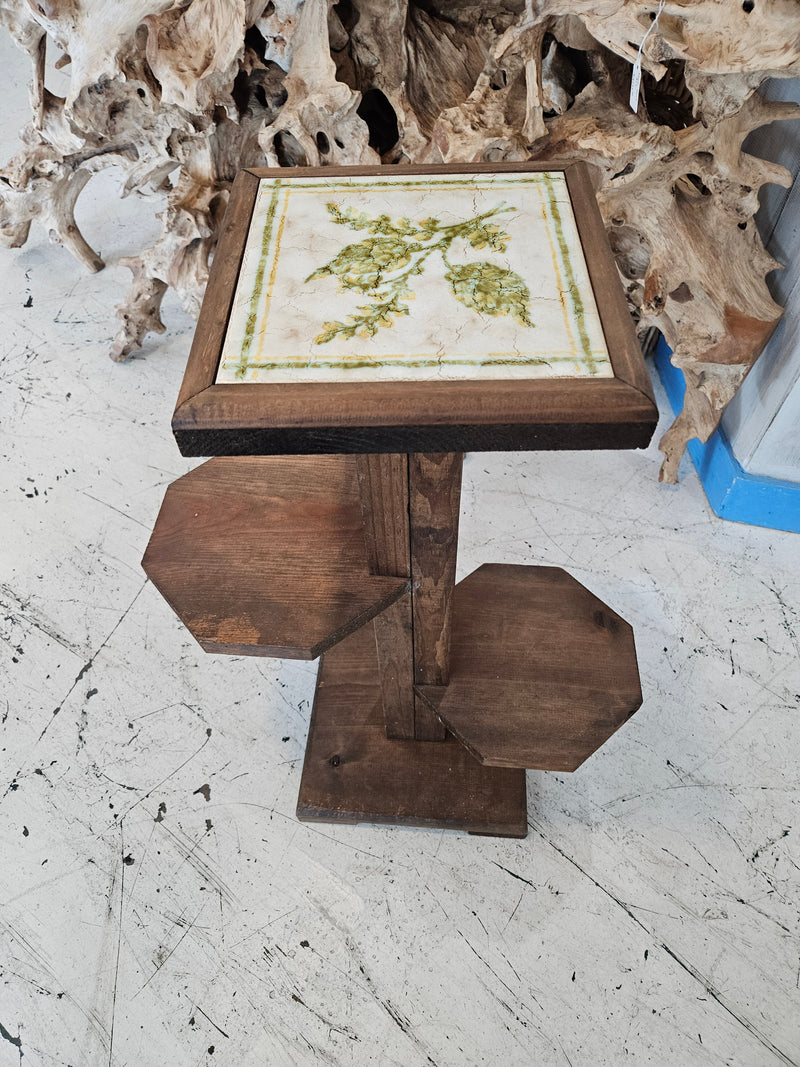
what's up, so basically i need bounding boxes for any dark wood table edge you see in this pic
[173,416,656,456]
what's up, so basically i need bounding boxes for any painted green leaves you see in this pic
[305,201,534,344]
[445,263,534,328]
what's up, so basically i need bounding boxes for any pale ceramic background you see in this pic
[217,172,613,385]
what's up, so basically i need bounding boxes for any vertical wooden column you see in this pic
[356,454,415,740]
[357,452,463,743]
[409,453,462,741]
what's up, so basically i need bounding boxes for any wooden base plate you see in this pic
[296,624,528,837]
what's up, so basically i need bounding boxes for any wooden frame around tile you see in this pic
[173,162,657,457]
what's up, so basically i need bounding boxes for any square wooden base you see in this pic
[296,624,528,838]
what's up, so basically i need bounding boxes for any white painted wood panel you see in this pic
[722,78,800,478]
[747,365,800,480]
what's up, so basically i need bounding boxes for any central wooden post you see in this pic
[356,452,463,743]
[294,454,525,834]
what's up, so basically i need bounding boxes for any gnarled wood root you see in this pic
[1,0,799,480]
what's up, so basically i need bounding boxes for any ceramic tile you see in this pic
[216,171,613,385]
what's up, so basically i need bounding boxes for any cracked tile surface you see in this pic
[217,171,612,385]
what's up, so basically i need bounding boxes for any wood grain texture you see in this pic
[417,564,642,771]
[173,399,658,457]
[409,454,462,688]
[171,161,658,459]
[356,452,464,743]
[409,453,462,741]
[565,163,656,407]
[355,454,410,578]
[371,596,415,740]
[356,454,416,738]
[296,622,527,837]
[175,169,260,411]
[142,455,408,660]
[356,454,415,740]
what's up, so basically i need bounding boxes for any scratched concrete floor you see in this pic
[2,44,800,1067]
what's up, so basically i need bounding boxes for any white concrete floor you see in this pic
[1,38,800,1067]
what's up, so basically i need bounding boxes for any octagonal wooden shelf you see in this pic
[416,564,642,771]
[142,455,408,659]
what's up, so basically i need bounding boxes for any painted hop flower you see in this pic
[307,236,415,292]
[305,200,532,344]
[444,261,534,328]
[464,220,510,252]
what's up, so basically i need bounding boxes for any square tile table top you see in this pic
[174,162,656,457]
[218,169,612,386]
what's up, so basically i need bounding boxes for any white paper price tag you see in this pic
[629,0,665,113]
[629,60,642,112]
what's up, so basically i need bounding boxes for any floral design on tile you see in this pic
[306,202,533,345]
[215,171,615,385]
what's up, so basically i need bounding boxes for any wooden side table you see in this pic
[143,162,658,838]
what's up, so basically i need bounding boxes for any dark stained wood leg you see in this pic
[356,454,411,578]
[357,452,463,743]
[408,453,462,741]
[372,597,415,740]
[356,454,415,740]
[297,459,528,835]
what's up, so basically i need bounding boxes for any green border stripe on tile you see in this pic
[236,179,282,378]
[275,175,557,193]
[545,177,595,373]
[243,355,559,372]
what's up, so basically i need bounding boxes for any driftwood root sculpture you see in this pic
[1,0,799,481]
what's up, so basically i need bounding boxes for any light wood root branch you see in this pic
[2,0,799,478]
